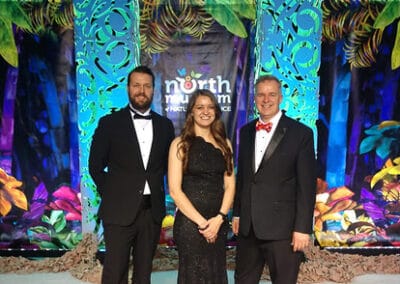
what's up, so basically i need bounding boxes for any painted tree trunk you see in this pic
[0,66,18,174]
[326,64,350,188]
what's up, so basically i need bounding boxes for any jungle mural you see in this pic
[0,0,399,251]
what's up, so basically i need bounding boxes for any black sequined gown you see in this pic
[173,137,228,284]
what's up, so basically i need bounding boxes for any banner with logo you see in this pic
[141,23,251,141]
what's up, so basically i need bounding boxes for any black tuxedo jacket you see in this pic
[233,113,316,240]
[89,106,175,226]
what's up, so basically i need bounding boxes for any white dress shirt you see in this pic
[130,105,153,195]
[254,110,282,172]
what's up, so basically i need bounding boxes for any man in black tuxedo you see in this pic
[89,66,175,284]
[232,75,316,284]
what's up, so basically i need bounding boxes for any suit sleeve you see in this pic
[294,126,317,234]
[88,116,110,195]
[233,127,245,217]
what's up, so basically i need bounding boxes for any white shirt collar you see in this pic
[129,104,151,116]
[259,110,282,127]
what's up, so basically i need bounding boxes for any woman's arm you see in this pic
[202,139,236,241]
[219,139,236,216]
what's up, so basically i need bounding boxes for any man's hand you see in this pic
[232,217,240,235]
[292,231,310,252]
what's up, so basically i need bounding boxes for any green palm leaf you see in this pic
[0,19,18,67]
[0,2,31,30]
[230,0,256,20]
[392,21,400,69]
[373,1,400,29]
[373,1,400,69]
[204,0,248,38]
[0,2,32,67]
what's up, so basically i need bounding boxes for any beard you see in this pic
[129,93,153,112]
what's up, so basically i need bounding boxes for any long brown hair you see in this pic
[177,89,233,175]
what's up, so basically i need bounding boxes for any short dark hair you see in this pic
[255,75,282,90]
[127,65,155,86]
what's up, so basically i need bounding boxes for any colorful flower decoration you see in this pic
[0,168,28,216]
[48,185,82,221]
[160,214,175,246]
[314,182,361,232]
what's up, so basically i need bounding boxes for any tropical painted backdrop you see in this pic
[314,0,400,247]
[0,0,399,252]
[0,1,79,250]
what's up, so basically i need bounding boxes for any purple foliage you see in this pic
[23,182,48,220]
[363,201,385,222]
[360,187,376,201]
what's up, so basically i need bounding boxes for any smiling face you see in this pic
[191,95,217,128]
[127,71,154,112]
[255,79,282,122]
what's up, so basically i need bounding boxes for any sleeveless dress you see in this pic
[173,136,228,284]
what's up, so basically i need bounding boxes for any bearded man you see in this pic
[89,66,175,284]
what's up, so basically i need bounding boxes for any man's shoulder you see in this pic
[281,114,313,134]
[240,119,257,131]
[99,107,127,122]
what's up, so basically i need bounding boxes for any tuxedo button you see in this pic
[139,190,143,194]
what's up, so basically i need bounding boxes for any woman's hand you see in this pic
[199,215,224,243]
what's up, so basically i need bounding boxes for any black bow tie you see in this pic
[134,113,152,120]
[130,107,152,120]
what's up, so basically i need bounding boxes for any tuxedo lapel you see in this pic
[246,120,257,174]
[124,107,146,170]
[146,111,159,169]
[262,115,287,163]
[126,108,137,142]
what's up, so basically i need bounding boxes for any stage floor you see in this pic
[1,270,400,284]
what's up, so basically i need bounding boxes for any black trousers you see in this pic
[101,205,161,284]
[235,227,304,284]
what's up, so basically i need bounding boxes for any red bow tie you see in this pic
[256,121,273,132]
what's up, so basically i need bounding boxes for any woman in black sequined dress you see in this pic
[168,89,235,283]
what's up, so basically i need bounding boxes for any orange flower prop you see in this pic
[314,185,361,232]
[0,168,28,216]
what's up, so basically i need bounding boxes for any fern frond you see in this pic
[322,0,385,68]
[323,10,352,41]
[21,1,73,34]
[344,6,383,68]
